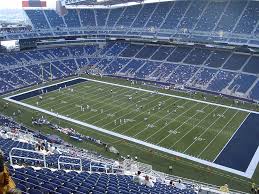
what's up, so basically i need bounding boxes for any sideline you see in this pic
[4,77,258,178]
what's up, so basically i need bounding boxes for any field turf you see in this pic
[22,78,248,162]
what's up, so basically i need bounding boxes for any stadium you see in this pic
[0,0,258,193]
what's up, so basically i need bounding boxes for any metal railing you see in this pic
[58,155,82,171]
[9,147,47,168]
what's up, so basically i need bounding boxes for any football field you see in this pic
[21,78,248,163]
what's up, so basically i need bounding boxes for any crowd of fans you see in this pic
[32,116,120,155]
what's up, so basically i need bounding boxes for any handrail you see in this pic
[58,155,82,171]
[9,147,46,167]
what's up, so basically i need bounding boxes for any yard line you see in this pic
[183,108,230,153]
[155,103,202,145]
[50,83,129,114]
[68,87,131,118]
[197,111,239,158]
[41,83,114,110]
[44,85,129,122]
[20,77,88,102]
[97,94,168,128]
[78,91,149,121]
[132,99,191,138]
[37,83,104,108]
[121,97,184,136]
[85,78,259,115]
[169,105,219,149]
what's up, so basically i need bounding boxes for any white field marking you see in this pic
[39,83,115,111]
[10,76,258,115]
[17,77,87,103]
[66,87,132,118]
[213,113,250,162]
[84,78,259,115]
[122,97,184,136]
[4,77,258,178]
[97,93,168,129]
[169,105,219,149]
[47,83,131,117]
[197,111,239,158]
[143,100,193,141]
[26,82,95,108]
[183,108,230,153]
[4,97,256,178]
[86,91,153,122]
[133,100,191,139]
[38,83,105,109]
[74,89,137,120]
[70,88,151,122]
[155,103,203,145]
[245,146,259,178]
[77,90,149,121]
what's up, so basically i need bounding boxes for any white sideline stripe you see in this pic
[4,77,258,178]
[85,78,259,115]
[4,97,255,178]
[7,76,259,115]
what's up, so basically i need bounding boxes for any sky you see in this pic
[0,0,57,9]
[0,0,57,23]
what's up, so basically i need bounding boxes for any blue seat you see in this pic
[56,187,72,194]
[28,188,43,194]
[16,183,27,192]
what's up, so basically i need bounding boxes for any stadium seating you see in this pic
[204,50,231,68]
[0,41,258,102]
[152,63,178,81]
[2,0,255,45]
[0,115,198,194]
[228,74,257,93]
[190,68,217,87]
[194,1,227,32]
[207,71,236,92]
[64,10,81,28]
[243,56,259,74]
[168,65,199,85]
[223,53,250,70]
[183,48,211,65]
[104,58,130,75]
[25,10,50,30]
[151,46,175,61]
[10,166,196,194]
[44,10,66,28]
[135,45,159,59]
[134,61,161,79]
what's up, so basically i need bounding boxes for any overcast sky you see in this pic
[0,0,56,9]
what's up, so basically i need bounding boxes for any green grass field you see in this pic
[1,76,259,193]
[22,78,248,162]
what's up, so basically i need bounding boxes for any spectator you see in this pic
[219,184,229,193]
[35,142,41,151]
[175,179,186,190]
[169,180,175,187]
[252,183,256,193]
[133,171,143,185]
[0,149,18,194]
[143,175,154,187]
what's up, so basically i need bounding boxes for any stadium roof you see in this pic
[65,0,144,6]
[64,0,172,7]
